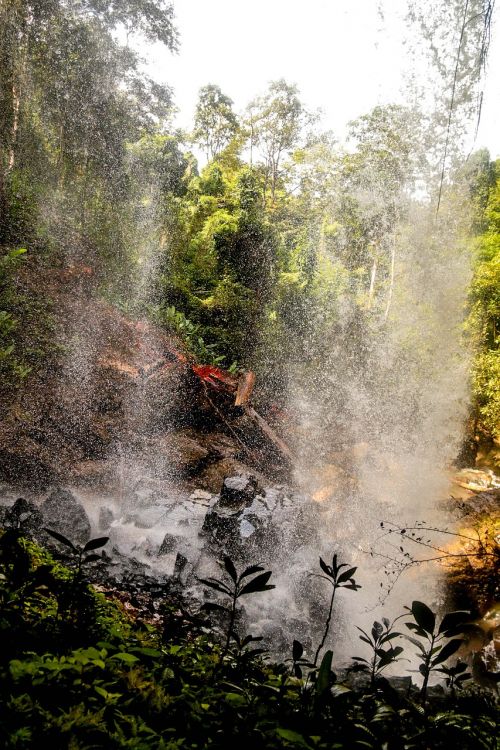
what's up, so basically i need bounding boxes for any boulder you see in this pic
[41,488,91,545]
[124,506,167,529]
[99,506,115,531]
[5,497,43,535]
[219,474,259,511]
[158,533,178,555]
[202,506,241,548]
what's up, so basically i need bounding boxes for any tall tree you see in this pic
[193,85,239,161]
[247,79,310,200]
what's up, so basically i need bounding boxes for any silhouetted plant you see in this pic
[288,639,314,679]
[404,601,473,705]
[351,616,404,687]
[437,658,472,696]
[312,552,361,666]
[44,529,108,585]
[199,556,275,655]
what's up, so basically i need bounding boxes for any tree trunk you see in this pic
[383,238,396,322]
[368,256,378,308]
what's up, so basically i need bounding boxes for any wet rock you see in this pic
[41,488,91,545]
[189,489,213,506]
[219,474,259,511]
[174,552,190,583]
[99,506,115,531]
[153,432,213,478]
[124,506,167,529]
[5,497,43,534]
[239,518,256,538]
[202,506,241,549]
[71,459,115,487]
[158,533,178,555]
[383,675,413,696]
[132,487,157,507]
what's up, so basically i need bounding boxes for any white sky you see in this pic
[140,0,500,159]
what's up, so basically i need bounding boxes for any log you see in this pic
[244,405,295,463]
[235,371,256,406]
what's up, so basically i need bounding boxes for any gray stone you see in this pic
[219,474,258,511]
[384,675,413,696]
[41,489,91,545]
[158,533,178,555]
[5,497,43,534]
[99,506,114,531]
[202,507,240,547]
[125,506,166,529]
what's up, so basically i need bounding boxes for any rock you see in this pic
[202,506,240,548]
[99,506,115,531]
[124,506,167,529]
[174,552,189,582]
[41,488,91,545]
[239,518,256,538]
[384,675,413,696]
[5,497,43,535]
[452,468,500,492]
[70,459,115,487]
[219,474,259,510]
[189,489,213,505]
[153,432,213,478]
[132,487,157,507]
[158,533,178,555]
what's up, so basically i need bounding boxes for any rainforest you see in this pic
[0,1,498,748]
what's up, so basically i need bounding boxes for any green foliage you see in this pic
[193,85,239,160]
[0,527,497,749]
[0,247,31,384]
[199,556,274,655]
[468,161,500,438]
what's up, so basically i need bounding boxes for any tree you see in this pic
[193,85,239,161]
[468,158,500,440]
[246,79,310,200]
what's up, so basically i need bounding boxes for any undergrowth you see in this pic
[0,525,498,749]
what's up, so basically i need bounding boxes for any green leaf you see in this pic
[110,652,139,665]
[330,683,352,698]
[198,577,232,596]
[223,556,237,583]
[81,554,101,565]
[292,640,304,661]
[432,639,463,666]
[319,557,332,577]
[276,728,311,747]
[130,648,163,658]
[411,601,436,634]
[438,611,471,636]
[83,537,109,552]
[238,564,265,580]
[316,650,333,695]
[405,636,427,655]
[337,566,357,584]
[238,571,274,596]
[43,528,77,551]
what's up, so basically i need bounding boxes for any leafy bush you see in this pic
[0,528,497,749]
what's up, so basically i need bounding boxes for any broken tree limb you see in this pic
[235,371,256,406]
[244,405,295,464]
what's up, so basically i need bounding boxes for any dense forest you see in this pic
[0,1,498,748]
[0,0,498,450]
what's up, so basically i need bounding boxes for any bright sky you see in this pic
[140,0,500,158]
